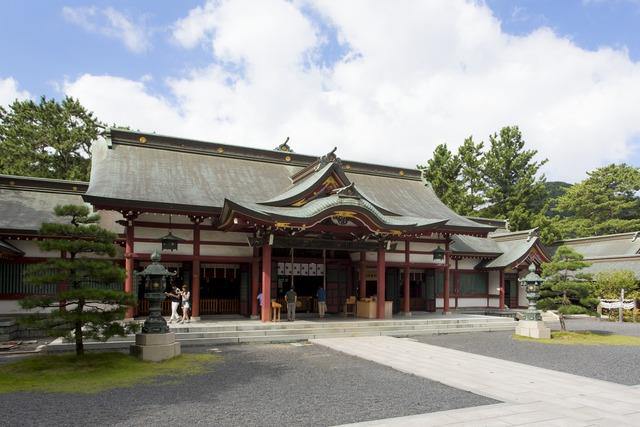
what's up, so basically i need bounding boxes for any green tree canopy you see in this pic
[539,245,596,313]
[0,96,102,181]
[594,270,639,300]
[554,164,640,238]
[480,126,548,230]
[20,204,136,355]
[457,136,486,215]
[418,143,465,212]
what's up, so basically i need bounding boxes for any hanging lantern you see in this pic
[432,245,445,261]
[160,215,184,251]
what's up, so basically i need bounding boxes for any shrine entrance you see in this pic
[200,264,245,315]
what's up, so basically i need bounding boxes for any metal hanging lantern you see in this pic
[135,250,176,334]
[432,245,445,261]
[518,263,545,321]
[160,215,183,251]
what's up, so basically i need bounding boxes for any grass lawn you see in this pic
[0,352,219,394]
[514,331,640,346]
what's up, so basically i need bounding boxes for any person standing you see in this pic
[285,287,297,321]
[165,285,181,323]
[180,285,191,323]
[317,285,327,318]
[257,291,263,317]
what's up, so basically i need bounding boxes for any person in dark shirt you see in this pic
[285,287,297,321]
[317,286,327,318]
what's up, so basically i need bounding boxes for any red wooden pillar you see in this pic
[261,242,272,322]
[442,241,451,315]
[403,241,410,315]
[377,246,386,319]
[359,251,366,299]
[251,247,259,318]
[499,269,505,309]
[191,220,201,319]
[454,259,459,309]
[124,221,135,319]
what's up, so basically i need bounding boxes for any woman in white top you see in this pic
[180,285,191,323]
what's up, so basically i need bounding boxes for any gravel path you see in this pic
[2,343,495,426]
[414,319,640,386]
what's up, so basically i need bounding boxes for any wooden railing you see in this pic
[406,297,436,312]
[199,298,239,315]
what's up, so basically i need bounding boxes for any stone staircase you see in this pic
[46,315,516,351]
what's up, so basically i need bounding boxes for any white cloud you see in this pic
[0,77,30,106]
[63,0,640,182]
[62,6,150,53]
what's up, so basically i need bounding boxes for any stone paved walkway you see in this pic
[311,336,640,426]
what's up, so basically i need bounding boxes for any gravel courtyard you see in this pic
[2,343,496,427]
[414,319,640,386]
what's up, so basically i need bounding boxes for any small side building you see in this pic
[552,232,640,278]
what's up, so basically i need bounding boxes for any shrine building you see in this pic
[0,129,552,320]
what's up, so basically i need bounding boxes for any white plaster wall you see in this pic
[385,253,405,263]
[201,231,250,243]
[134,227,193,240]
[136,242,193,256]
[518,269,528,307]
[435,298,456,308]
[456,259,478,270]
[200,245,252,257]
[457,298,488,308]
[410,242,439,251]
[410,254,441,264]
[488,271,500,295]
[9,240,58,258]
[487,296,500,308]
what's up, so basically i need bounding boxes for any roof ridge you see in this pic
[105,128,422,181]
[555,231,640,244]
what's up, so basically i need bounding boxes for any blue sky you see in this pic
[1,0,639,181]
[2,0,638,100]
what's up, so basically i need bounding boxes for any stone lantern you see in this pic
[130,250,181,361]
[515,264,551,339]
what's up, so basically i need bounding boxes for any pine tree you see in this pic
[0,96,102,181]
[481,126,547,230]
[20,205,137,355]
[539,246,596,316]
[418,143,465,212]
[457,136,486,214]
[554,164,640,238]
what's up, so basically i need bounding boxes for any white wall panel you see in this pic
[456,258,478,270]
[136,242,193,256]
[135,227,193,240]
[488,271,500,295]
[9,241,58,258]
[457,298,488,308]
[200,245,252,257]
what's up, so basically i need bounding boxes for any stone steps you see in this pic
[45,316,516,352]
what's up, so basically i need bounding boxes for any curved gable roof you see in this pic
[85,129,494,235]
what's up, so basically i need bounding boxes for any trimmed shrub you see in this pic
[558,304,587,315]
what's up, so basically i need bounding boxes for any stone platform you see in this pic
[46,314,516,351]
[129,332,181,362]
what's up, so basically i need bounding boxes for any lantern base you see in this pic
[130,332,181,362]
[515,320,551,339]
